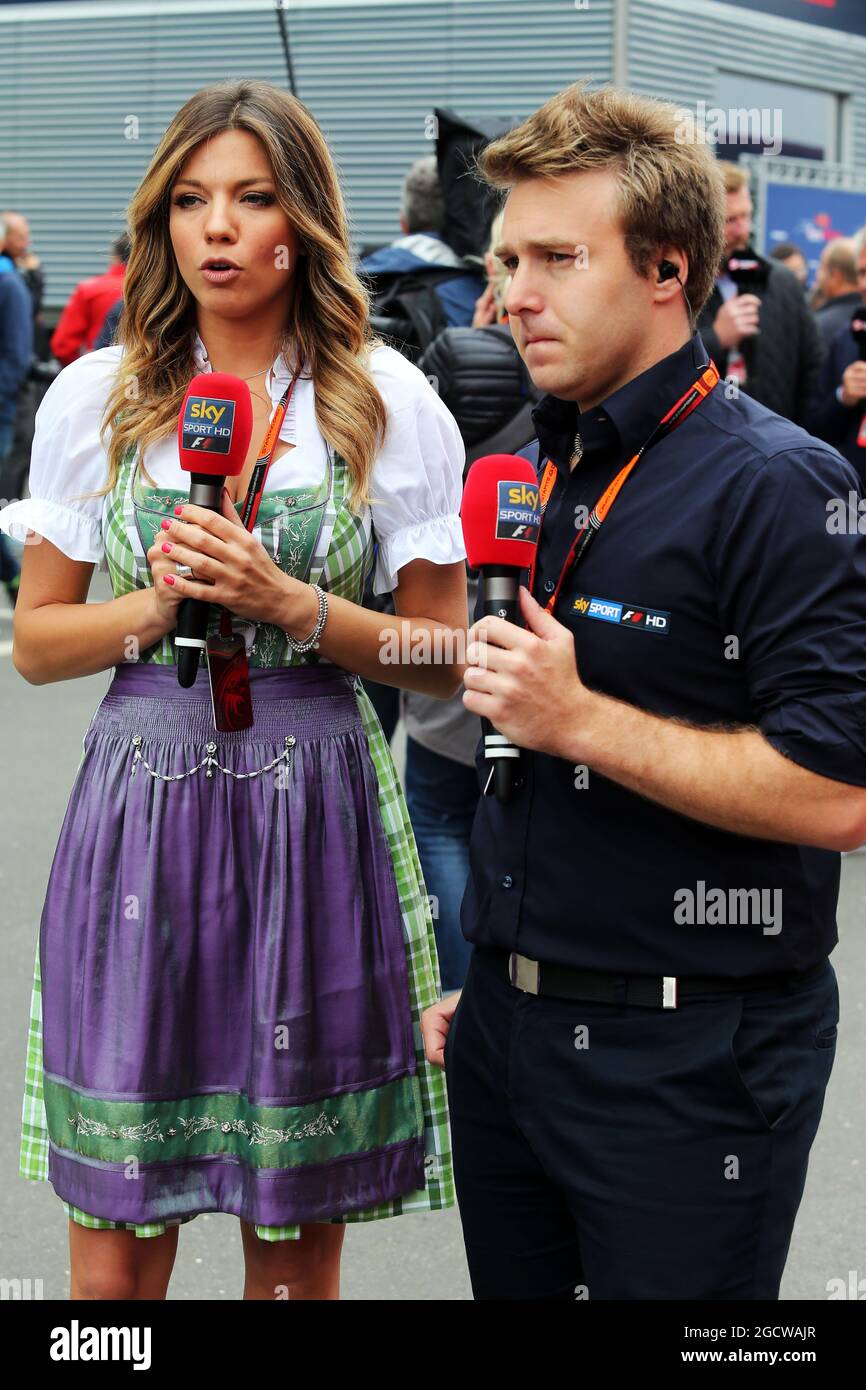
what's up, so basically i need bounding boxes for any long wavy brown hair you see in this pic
[97,80,387,508]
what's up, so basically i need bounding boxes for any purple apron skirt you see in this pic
[40,662,425,1228]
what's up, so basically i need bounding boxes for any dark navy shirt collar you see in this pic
[531,332,712,476]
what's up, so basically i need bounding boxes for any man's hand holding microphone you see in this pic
[841,309,866,409]
[421,452,591,1068]
[712,292,761,350]
[839,360,866,409]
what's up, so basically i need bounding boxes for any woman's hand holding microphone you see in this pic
[146,488,318,636]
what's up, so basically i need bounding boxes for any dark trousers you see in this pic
[445,945,839,1300]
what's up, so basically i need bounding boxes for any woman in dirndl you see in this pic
[0,80,468,1300]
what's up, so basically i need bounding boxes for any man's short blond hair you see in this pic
[822,237,858,284]
[850,226,866,261]
[716,160,750,196]
[476,81,726,317]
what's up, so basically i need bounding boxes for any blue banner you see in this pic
[764,183,866,283]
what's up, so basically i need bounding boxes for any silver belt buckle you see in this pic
[662,976,678,1009]
[509,952,540,994]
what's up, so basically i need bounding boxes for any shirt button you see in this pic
[501,875,513,889]
[544,579,556,594]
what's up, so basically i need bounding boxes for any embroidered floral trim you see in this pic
[67,1114,164,1143]
[67,1110,340,1146]
[178,1114,341,1144]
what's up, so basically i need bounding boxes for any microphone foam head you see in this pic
[178,372,254,476]
[462,453,541,569]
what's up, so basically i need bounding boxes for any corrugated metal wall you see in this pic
[7,0,865,313]
[627,0,866,166]
[0,0,614,309]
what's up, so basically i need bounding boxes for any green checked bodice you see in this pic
[103,439,374,667]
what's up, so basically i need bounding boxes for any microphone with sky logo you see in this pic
[461,453,541,804]
[174,372,253,688]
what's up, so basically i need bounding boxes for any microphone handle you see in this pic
[175,475,225,688]
[480,567,521,804]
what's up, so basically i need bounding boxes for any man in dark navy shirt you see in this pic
[422,82,866,1301]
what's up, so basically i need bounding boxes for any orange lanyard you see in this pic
[217,367,302,639]
[528,362,720,613]
[239,368,303,531]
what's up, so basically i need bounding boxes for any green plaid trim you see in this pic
[18,438,453,1241]
[336,681,454,1224]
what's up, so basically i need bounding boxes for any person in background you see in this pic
[361,156,486,334]
[359,157,486,744]
[804,229,866,486]
[697,161,823,424]
[50,232,130,366]
[94,295,124,351]
[406,211,542,990]
[0,215,34,606]
[0,210,46,517]
[769,241,808,286]
[812,238,863,350]
[0,211,44,317]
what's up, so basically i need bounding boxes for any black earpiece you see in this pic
[658,259,694,327]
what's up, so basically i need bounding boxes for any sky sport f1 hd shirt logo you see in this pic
[572,593,671,635]
[495,481,541,543]
[181,395,236,454]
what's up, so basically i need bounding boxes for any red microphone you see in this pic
[461,453,541,803]
[174,372,254,687]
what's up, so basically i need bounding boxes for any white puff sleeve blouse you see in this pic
[0,347,121,569]
[0,340,468,590]
[363,345,467,593]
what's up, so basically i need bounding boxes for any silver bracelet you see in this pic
[285,583,328,653]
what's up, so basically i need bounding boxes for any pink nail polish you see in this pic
[161,542,172,553]
[163,574,175,585]
[160,518,171,531]
[174,506,183,516]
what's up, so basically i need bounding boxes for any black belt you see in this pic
[480,946,828,1011]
